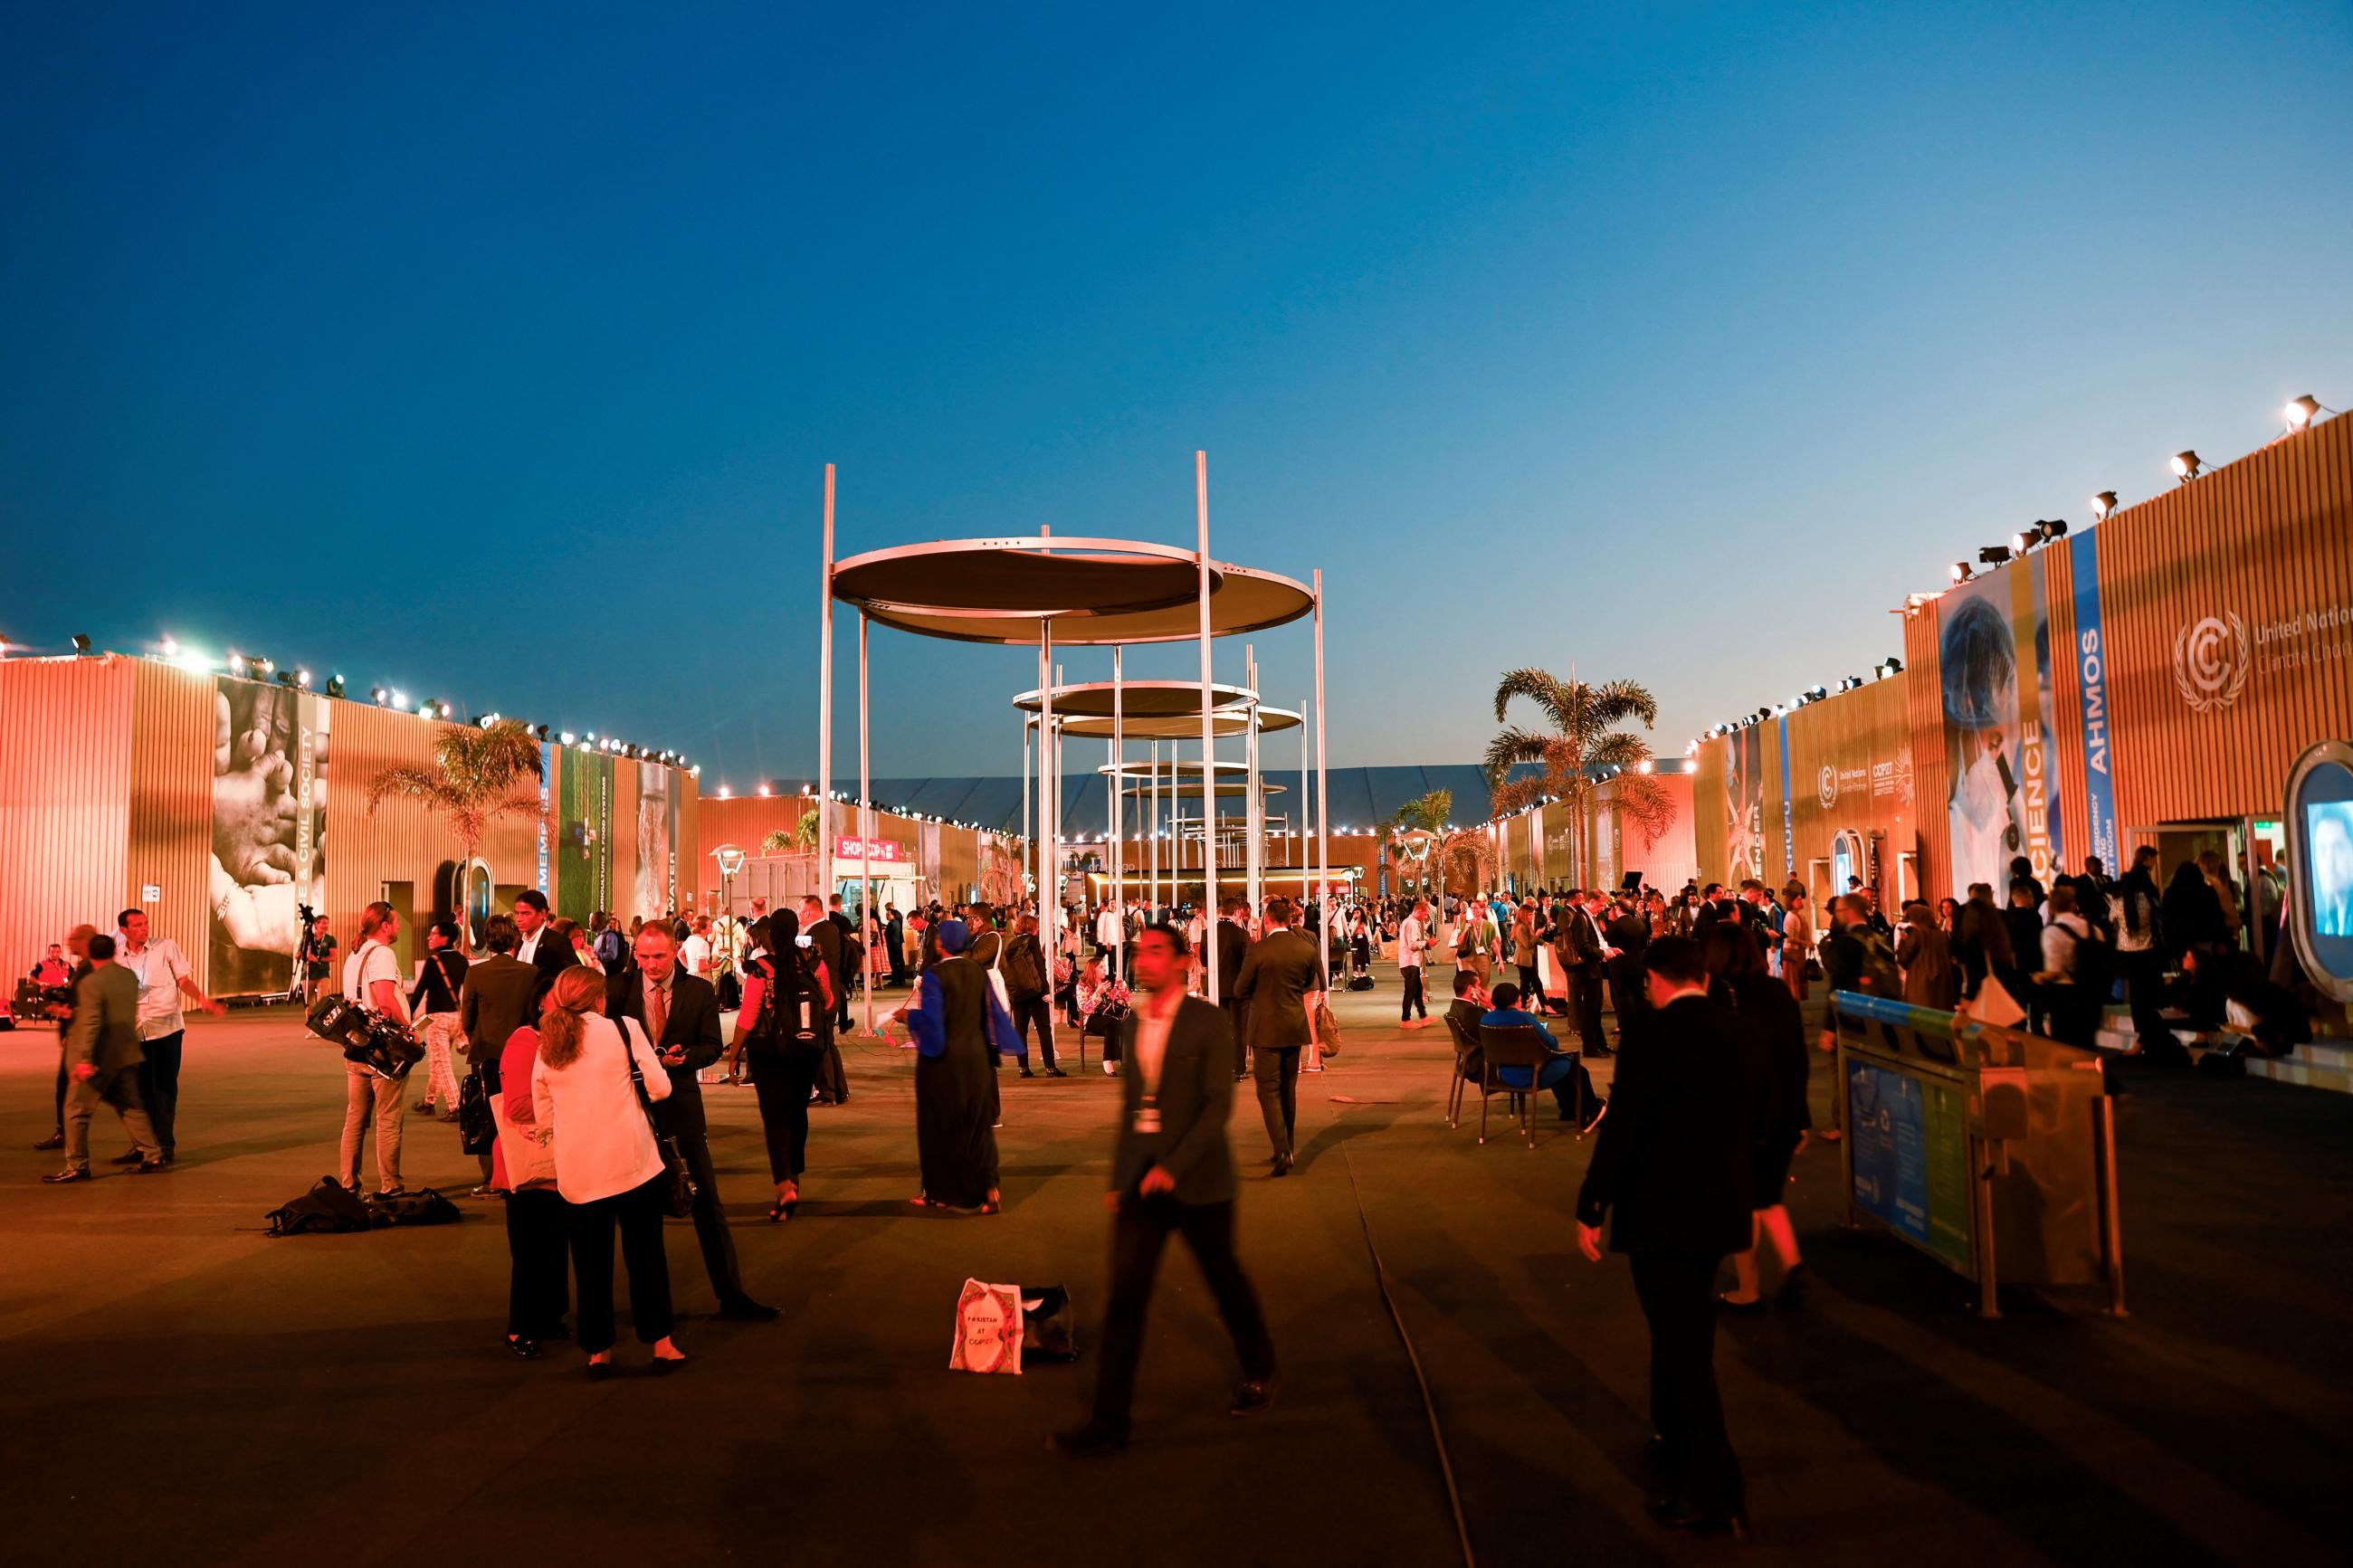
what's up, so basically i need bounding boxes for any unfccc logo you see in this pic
[1817,765,1837,809]
[2174,611,2251,713]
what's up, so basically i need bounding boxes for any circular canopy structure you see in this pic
[1015,681,1300,739]
[1122,779,1286,800]
[833,537,1312,647]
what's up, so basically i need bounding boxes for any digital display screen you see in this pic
[2291,754,2353,996]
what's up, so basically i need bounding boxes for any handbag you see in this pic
[1312,998,1341,1058]
[623,1021,699,1219]
[456,1069,496,1155]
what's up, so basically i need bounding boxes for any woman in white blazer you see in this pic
[530,966,685,1377]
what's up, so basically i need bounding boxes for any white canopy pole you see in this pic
[1245,644,1262,919]
[817,464,834,916]
[1148,738,1159,918]
[1314,568,1330,992]
[1110,644,1124,984]
[1196,451,1218,1003]
[859,610,873,1036]
[1039,627,1053,922]
[1022,712,1033,908]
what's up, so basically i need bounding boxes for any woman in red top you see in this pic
[492,1014,568,1359]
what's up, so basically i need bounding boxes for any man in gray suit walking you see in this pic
[1054,921,1276,1455]
[1231,896,1322,1176]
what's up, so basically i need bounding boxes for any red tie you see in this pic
[647,980,669,1046]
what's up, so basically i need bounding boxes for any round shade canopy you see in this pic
[1016,681,1301,739]
[1123,780,1286,800]
[833,537,1312,646]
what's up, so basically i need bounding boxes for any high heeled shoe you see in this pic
[769,1185,798,1222]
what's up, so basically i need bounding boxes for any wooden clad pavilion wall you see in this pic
[0,657,135,980]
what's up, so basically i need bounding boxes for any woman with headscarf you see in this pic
[902,918,1014,1213]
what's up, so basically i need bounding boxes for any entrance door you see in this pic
[1898,851,1920,908]
[380,881,416,978]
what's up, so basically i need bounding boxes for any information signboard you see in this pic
[1848,1060,1973,1274]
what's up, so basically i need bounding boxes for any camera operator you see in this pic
[338,901,410,1197]
[299,911,337,1007]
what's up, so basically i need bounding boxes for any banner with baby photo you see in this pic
[209,675,329,996]
[1939,556,2063,898]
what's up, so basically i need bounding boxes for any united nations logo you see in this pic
[1817,765,1837,809]
[2174,612,2251,713]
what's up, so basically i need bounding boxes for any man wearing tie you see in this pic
[511,891,571,1006]
[606,923,776,1323]
[1556,889,1618,1058]
[1576,936,1768,1539]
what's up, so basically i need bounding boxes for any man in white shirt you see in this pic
[114,908,221,1166]
[1397,898,1433,1027]
[1094,902,1123,979]
[339,900,411,1195]
[512,890,568,1006]
[681,918,714,984]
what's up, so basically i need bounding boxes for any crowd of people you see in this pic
[15,845,2327,1536]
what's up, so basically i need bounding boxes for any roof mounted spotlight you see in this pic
[370,685,389,705]
[534,724,550,740]
[323,675,344,698]
[227,652,249,678]
[2286,394,2321,430]
[71,633,93,654]
[294,668,312,689]
[2041,518,2068,540]
[1949,561,1973,585]
[434,700,452,719]
[1979,546,2014,565]
[2091,490,2119,519]
[2171,450,2203,480]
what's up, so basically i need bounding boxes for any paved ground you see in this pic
[4,964,2349,1567]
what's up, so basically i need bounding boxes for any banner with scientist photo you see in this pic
[209,676,329,996]
[1939,557,2062,897]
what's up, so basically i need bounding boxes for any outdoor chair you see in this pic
[1443,1010,1480,1128]
[1476,1023,1583,1147]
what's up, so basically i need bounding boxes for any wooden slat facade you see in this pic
[0,656,135,980]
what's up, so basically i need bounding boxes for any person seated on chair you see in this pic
[1480,982,1605,1132]
[1446,968,1491,1079]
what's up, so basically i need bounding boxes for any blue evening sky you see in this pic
[5,2,2349,792]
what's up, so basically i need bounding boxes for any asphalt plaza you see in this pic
[4,965,2348,1567]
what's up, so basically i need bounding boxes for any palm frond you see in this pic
[366,766,458,815]
[1482,727,1551,784]
[1614,774,1678,851]
[1489,778,1546,817]
[1492,667,1574,728]
[1586,731,1655,773]
[1584,679,1659,731]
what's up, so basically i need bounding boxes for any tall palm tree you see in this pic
[1486,668,1675,889]
[366,718,548,933]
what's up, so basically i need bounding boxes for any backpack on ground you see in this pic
[365,1187,463,1227]
[265,1177,374,1236]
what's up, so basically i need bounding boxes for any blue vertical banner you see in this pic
[2071,534,2120,872]
[1778,717,1794,880]
[537,741,553,895]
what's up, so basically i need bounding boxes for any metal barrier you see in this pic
[1829,991,2126,1319]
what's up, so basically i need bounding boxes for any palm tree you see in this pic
[366,718,548,934]
[760,810,821,856]
[1486,668,1675,889]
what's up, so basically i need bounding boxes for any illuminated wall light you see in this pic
[2091,490,2119,519]
[2285,394,2320,430]
[2171,450,2203,480]
[1949,561,1973,585]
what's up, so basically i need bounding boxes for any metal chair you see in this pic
[1443,1009,1480,1128]
[1477,1023,1582,1147]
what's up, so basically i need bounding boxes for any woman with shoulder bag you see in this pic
[492,1000,568,1361]
[727,914,834,1223]
[530,965,685,1378]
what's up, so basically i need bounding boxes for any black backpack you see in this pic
[365,1187,463,1227]
[266,1177,374,1236]
[1003,935,1048,1002]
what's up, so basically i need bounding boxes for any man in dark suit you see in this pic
[1554,889,1617,1058]
[510,890,571,1006]
[1230,896,1321,1176]
[1054,921,1275,1455]
[1576,936,1768,1539]
[43,934,165,1181]
[607,922,776,1322]
[1606,895,1652,1034]
[459,915,539,1194]
[801,895,850,1101]
[1215,898,1253,1081]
